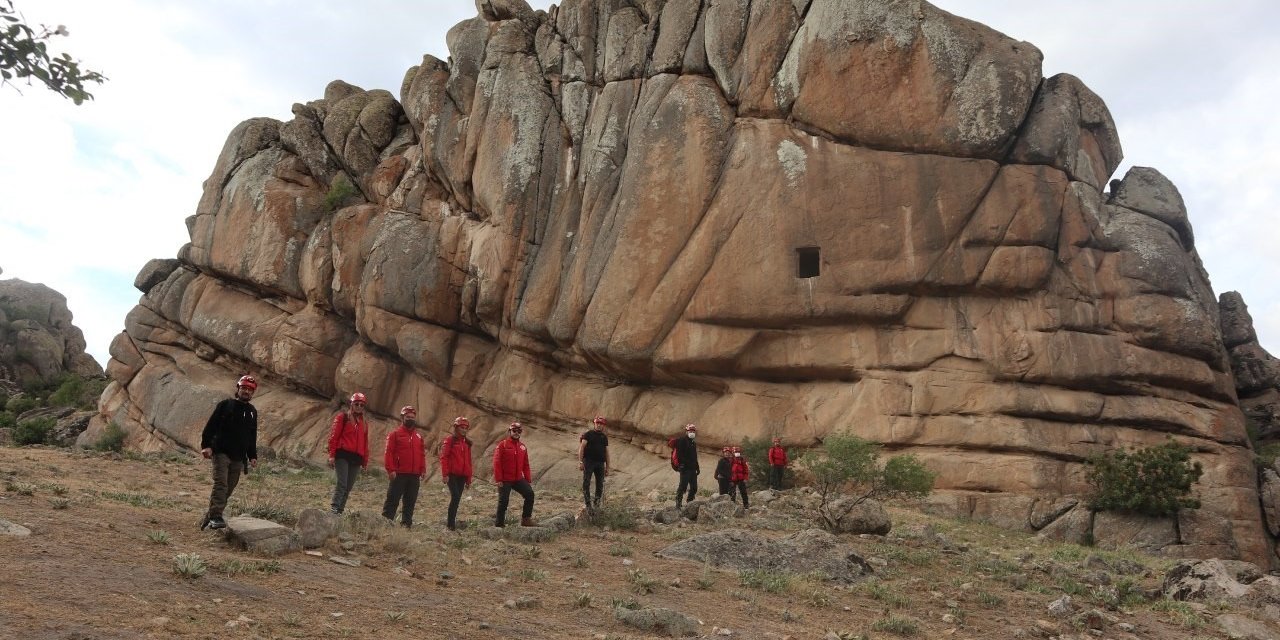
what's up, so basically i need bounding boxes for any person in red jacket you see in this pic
[493,421,535,527]
[440,416,474,531]
[730,446,750,509]
[327,392,370,514]
[382,406,425,527]
[767,437,788,490]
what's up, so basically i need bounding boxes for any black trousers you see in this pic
[770,465,785,490]
[717,478,733,499]
[381,474,421,526]
[676,469,698,505]
[495,480,535,526]
[446,475,467,528]
[582,461,605,507]
[733,480,750,509]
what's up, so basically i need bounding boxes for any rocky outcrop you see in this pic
[1220,292,1280,446]
[89,0,1270,563]
[0,279,103,389]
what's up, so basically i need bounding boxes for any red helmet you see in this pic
[772,437,782,444]
[592,416,607,426]
[733,446,743,453]
[509,422,524,433]
[683,423,697,433]
[237,375,257,390]
[400,405,416,417]
[349,392,367,405]
[721,447,732,454]
[453,416,470,429]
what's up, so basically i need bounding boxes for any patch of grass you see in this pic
[172,553,208,579]
[324,175,360,211]
[1150,599,1204,628]
[870,615,920,636]
[803,588,832,608]
[1056,576,1087,596]
[146,530,171,545]
[739,569,791,594]
[976,591,1004,608]
[446,535,473,550]
[608,543,633,557]
[49,483,68,496]
[696,562,716,590]
[570,552,587,568]
[99,490,175,509]
[628,568,658,595]
[780,608,801,622]
[864,582,909,608]
[50,496,70,509]
[517,568,547,582]
[522,545,542,560]
[13,417,54,445]
[573,592,592,609]
[1049,544,1090,563]
[385,611,406,622]
[610,596,640,610]
[282,613,302,627]
[214,558,282,576]
[7,481,36,496]
[587,498,640,530]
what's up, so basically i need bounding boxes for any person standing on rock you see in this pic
[327,392,370,514]
[381,406,424,528]
[730,446,750,510]
[767,437,788,491]
[440,416,473,531]
[714,446,734,500]
[493,421,535,527]
[578,415,610,512]
[199,375,259,531]
[670,424,700,508]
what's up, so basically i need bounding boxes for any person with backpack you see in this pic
[199,374,259,530]
[382,406,425,527]
[327,392,370,514]
[579,415,610,512]
[440,416,474,531]
[767,437,788,490]
[493,422,535,527]
[730,446,750,509]
[713,446,734,500]
[669,424,700,508]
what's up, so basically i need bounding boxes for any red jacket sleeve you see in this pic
[522,448,532,483]
[439,436,452,477]
[384,431,396,473]
[327,413,344,458]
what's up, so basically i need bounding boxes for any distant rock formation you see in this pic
[1220,292,1280,445]
[87,0,1271,563]
[0,278,103,391]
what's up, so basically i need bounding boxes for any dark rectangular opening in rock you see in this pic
[796,247,820,278]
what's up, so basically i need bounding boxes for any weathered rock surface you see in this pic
[1221,292,1280,446]
[826,498,891,535]
[657,528,872,583]
[1216,613,1280,640]
[1163,559,1280,604]
[295,508,339,549]
[223,516,302,556]
[613,606,698,637]
[0,517,32,537]
[90,0,1270,563]
[0,279,102,388]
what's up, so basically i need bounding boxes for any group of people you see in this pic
[196,375,789,531]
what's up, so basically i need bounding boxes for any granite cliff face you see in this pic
[86,0,1269,561]
[0,278,103,392]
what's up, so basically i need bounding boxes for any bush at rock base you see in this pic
[1086,440,1202,517]
[13,416,54,445]
[741,436,795,490]
[94,422,126,452]
[799,433,935,532]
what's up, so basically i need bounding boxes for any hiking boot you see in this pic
[520,517,535,527]
[198,514,211,531]
[207,516,227,530]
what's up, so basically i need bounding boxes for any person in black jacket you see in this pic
[199,375,259,530]
[671,424,700,508]
[713,446,734,501]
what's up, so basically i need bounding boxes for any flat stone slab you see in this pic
[224,516,301,556]
[0,518,31,537]
[658,528,872,583]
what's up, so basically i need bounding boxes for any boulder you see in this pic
[1035,505,1093,545]
[0,517,32,537]
[1215,614,1280,640]
[657,528,872,584]
[698,499,745,523]
[1163,559,1280,603]
[827,498,891,535]
[295,508,339,549]
[540,511,576,533]
[48,410,95,447]
[1010,73,1121,190]
[651,506,683,525]
[223,516,302,556]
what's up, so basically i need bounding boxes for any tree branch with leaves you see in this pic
[799,432,936,531]
[1,0,105,104]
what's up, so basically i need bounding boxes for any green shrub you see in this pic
[95,422,126,452]
[798,432,936,530]
[587,496,640,530]
[47,376,83,407]
[5,395,37,415]
[324,175,360,211]
[0,410,15,429]
[13,417,55,445]
[1086,440,1202,516]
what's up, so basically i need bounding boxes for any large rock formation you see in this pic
[87,0,1270,562]
[0,278,103,392]
[1220,292,1280,446]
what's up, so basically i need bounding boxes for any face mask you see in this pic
[688,432,696,439]
[734,453,741,457]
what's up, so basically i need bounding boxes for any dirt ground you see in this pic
[0,446,1266,639]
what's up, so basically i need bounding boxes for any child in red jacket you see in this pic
[730,446,750,510]
[767,437,788,490]
[493,422,535,527]
[327,392,370,514]
[440,416,474,530]
[382,406,425,527]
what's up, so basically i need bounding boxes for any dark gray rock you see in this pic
[613,606,698,637]
[295,508,340,549]
[223,516,301,556]
[657,528,871,583]
[133,259,182,295]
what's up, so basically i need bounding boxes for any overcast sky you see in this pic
[1,1,1276,369]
